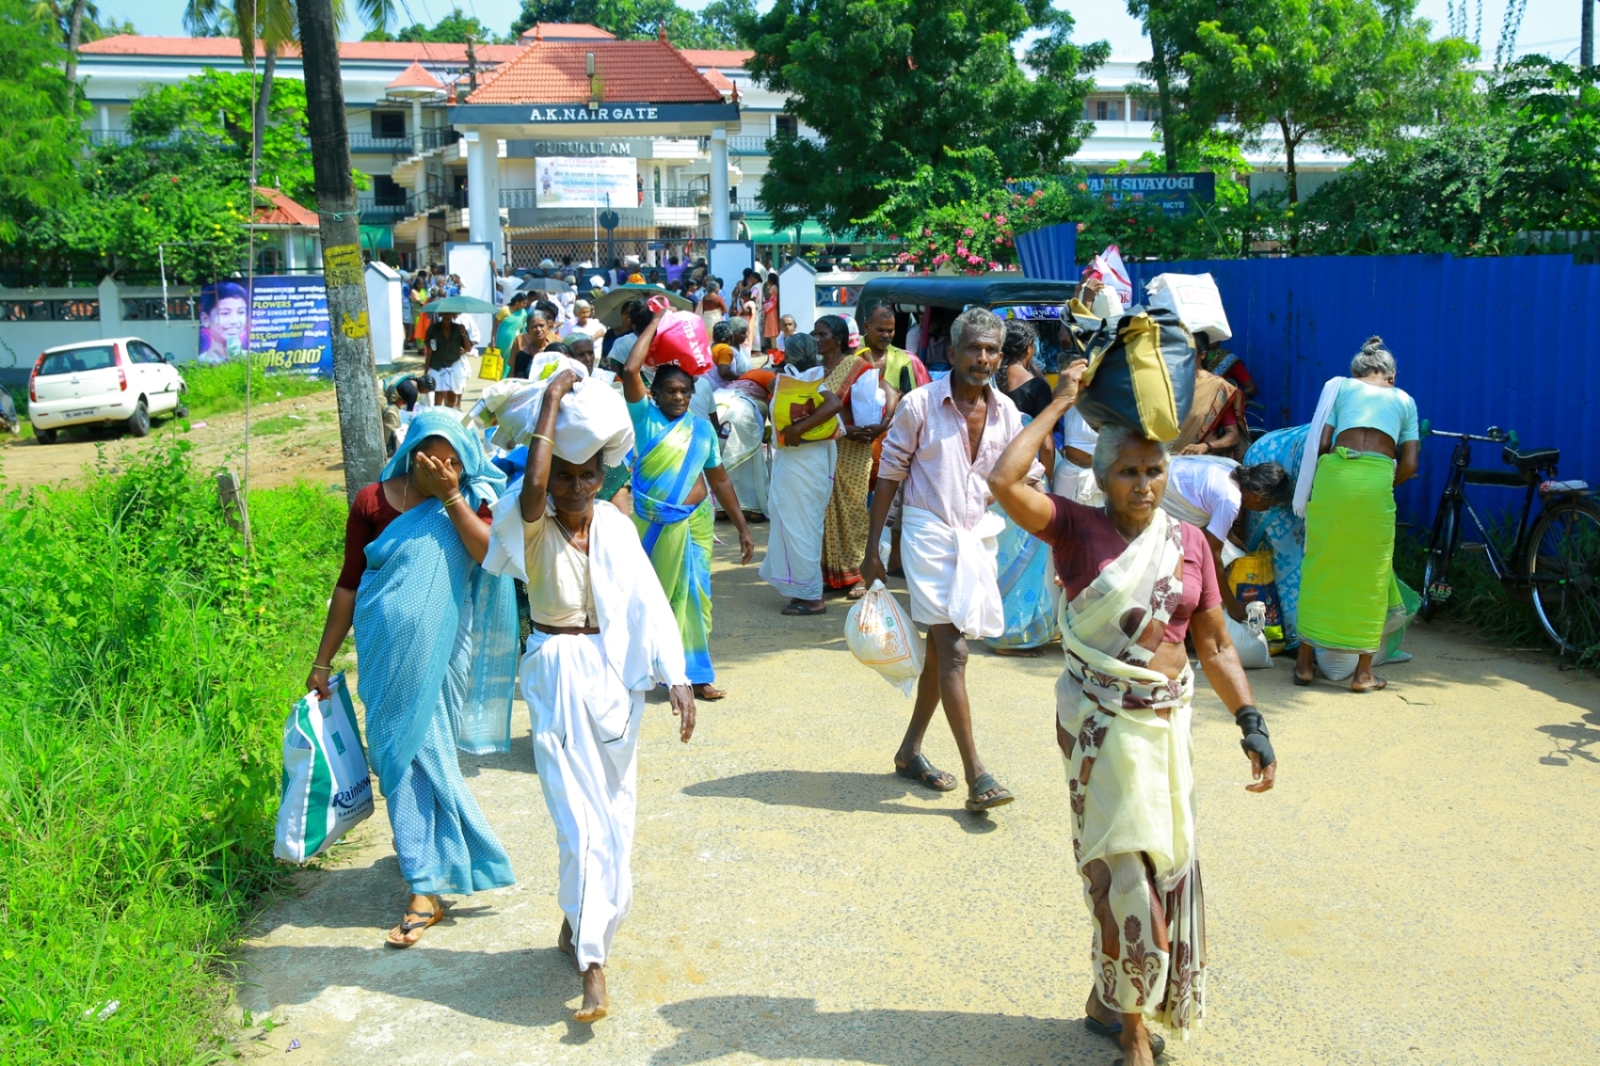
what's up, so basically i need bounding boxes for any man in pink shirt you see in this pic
[861,308,1042,812]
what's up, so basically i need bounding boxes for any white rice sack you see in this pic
[845,581,924,697]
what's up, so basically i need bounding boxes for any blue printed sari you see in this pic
[983,414,1059,651]
[1243,425,1310,649]
[630,405,720,685]
[353,411,519,896]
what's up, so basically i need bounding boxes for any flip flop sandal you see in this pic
[846,585,868,600]
[964,772,1014,812]
[1292,671,1314,687]
[387,901,445,948]
[1088,1018,1166,1059]
[895,753,958,792]
[1351,679,1388,693]
[781,603,826,616]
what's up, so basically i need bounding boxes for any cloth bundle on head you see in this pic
[627,273,646,284]
[712,343,736,368]
[475,358,634,466]
[380,408,506,511]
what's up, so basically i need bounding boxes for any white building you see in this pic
[74,30,1347,270]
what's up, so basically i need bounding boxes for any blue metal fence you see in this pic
[1113,253,1600,527]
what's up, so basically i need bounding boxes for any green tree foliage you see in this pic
[364,6,505,42]
[0,0,87,242]
[1178,0,1475,209]
[509,0,750,47]
[741,0,1107,232]
[1299,58,1600,255]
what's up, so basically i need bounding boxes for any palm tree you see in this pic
[33,0,99,83]
[183,0,395,167]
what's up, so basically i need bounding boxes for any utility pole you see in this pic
[466,34,480,94]
[1583,0,1594,71]
[296,0,386,502]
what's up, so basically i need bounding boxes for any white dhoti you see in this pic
[715,389,770,516]
[521,629,642,970]
[1052,459,1105,508]
[899,505,1006,639]
[759,439,836,600]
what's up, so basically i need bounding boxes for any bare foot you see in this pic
[1120,1013,1156,1066]
[386,894,443,948]
[694,683,726,701]
[573,963,609,1023]
[558,918,577,969]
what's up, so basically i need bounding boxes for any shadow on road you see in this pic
[683,770,997,833]
[648,996,1107,1066]
[1537,706,1600,766]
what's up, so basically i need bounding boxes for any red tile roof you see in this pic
[466,39,724,105]
[678,49,754,68]
[387,60,445,91]
[702,67,735,94]
[516,23,618,42]
[253,187,319,228]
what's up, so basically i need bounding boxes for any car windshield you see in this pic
[40,345,116,376]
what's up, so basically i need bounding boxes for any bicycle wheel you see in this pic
[1421,502,1458,620]
[1525,499,1600,658]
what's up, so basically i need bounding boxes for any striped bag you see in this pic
[273,672,374,863]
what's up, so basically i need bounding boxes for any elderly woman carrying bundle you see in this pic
[989,363,1278,1066]
[483,369,697,1023]
[308,409,520,949]
[1293,337,1421,692]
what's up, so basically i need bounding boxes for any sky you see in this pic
[95,0,1581,64]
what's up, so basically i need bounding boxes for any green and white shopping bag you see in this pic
[274,672,375,863]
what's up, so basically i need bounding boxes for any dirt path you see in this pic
[0,389,348,493]
[229,525,1600,1066]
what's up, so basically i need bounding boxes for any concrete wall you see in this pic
[0,278,200,383]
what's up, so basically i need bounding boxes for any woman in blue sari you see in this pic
[621,307,754,701]
[309,410,520,948]
[1242,424,1310,649]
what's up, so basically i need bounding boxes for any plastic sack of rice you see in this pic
[275,672,374,863]
[845,581,924,697]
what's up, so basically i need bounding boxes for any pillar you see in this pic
[486,139,505,265]
[710,128,731,241]
[285,230,298,272]
[411,98,423,154]
[465,130,489,244]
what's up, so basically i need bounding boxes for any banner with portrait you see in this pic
[197,276,333,377]
[534,156,636,208]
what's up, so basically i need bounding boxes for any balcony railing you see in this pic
[349,132,411,154]
[727,134,770,155]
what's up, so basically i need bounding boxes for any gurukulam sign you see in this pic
[1085,173,1216,215]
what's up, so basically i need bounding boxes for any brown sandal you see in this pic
[386,898,444,948]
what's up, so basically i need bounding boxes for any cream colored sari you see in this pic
[1057,508,1206,1037]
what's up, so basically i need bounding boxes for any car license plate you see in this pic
[64,408,96,418]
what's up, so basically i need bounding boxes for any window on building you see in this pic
[1096,100,1108,121]
[371,111,406,139]
[372,175,408,205]
[775,114,798,137]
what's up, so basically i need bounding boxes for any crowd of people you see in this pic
[318,265,1433,1063]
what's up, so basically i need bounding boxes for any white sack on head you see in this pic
[1144,272,1232,344]
[475,357,634,466]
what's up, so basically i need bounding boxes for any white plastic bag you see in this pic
[1144,272,1232,344]
[275,673,374,863]
[475,360,634,465]
[850,367,885,426]
[845,581,924,697]
[1089,245,1134,305]
[1226,601,1273,670]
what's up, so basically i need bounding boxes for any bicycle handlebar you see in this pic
[1421,421,1515,445]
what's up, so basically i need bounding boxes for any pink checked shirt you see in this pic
[878,375,1043,531]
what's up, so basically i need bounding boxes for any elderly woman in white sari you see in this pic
[988,362,1278,1066]
[483,369,697,1024]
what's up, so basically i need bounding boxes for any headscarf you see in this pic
[379,408,506,511]
[784,331,820,372]
[627,272,646,284]
[712,343,736,367]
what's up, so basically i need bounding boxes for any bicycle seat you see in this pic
[1503,445,1559,472]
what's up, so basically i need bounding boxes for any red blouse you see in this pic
[337,481,491,591]
[1038,495,1221,644]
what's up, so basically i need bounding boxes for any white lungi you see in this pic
[899,504,1006,639]
[759,439,836,600]
[715,389,770,516]
[522,630,642,970]
[430,359,468,394]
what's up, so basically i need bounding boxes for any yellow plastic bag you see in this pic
[479,349,505,382]
[1228,548,1285,654]
[771,369,839,444]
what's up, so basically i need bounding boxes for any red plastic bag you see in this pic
[644,309,713,375]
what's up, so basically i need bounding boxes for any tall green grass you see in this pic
[180,362,331,420]
[0,440,344,1064]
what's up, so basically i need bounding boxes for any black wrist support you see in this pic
[1235,705,1276,768]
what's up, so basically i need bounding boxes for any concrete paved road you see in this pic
[235,523,1600,1065]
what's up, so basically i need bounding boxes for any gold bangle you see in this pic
[531,433,555,447]
[442,494,464,509]
[312,662,332,671]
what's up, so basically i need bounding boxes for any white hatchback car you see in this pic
[28,337,188,444]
